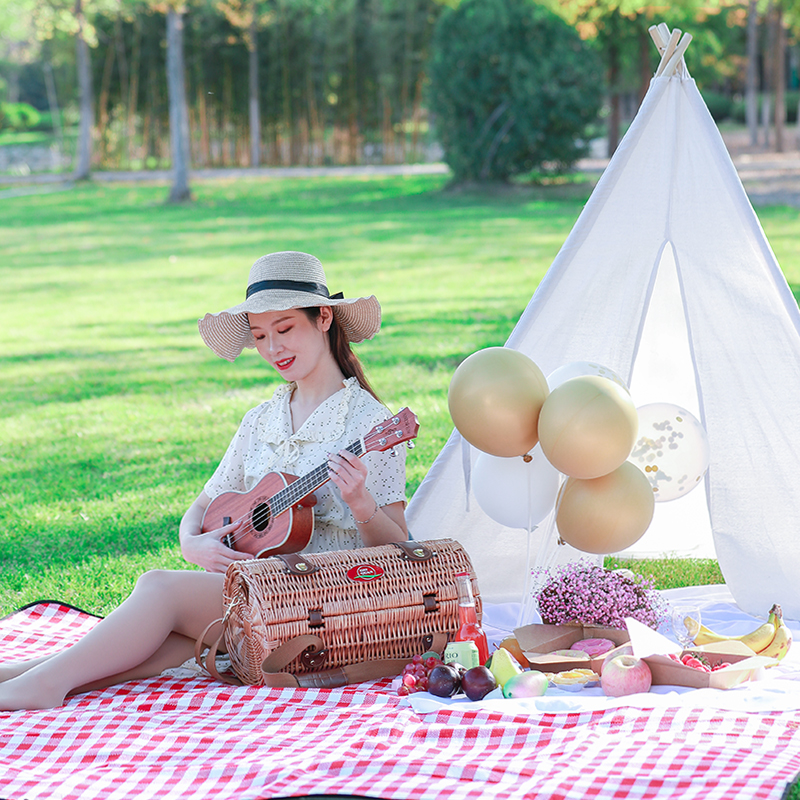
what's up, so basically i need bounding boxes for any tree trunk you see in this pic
[774,4,786,153]
[127,17,141,168]
[607,39,620,158]
[114,16,129,166]
[7,42,21,103]
[307,62,321,166]
[761,0,775,147]
[638,25,651,108]
[97,39,115,165]
[248,13,261,167]
[746,0,759,146]
[74,0,93,180]
[43,62,64,163]
[166,7,192,202]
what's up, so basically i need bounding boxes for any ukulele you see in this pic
[201,407,419,558]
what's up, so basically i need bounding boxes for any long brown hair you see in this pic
[303,307,381,402]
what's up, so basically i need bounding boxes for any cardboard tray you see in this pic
[514,622,630,674]
[643,641,778,689]
[514,622,778,689]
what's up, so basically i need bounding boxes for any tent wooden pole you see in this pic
[648,25,665,52]
[655,28,682,77]
[650,23,692,78]
[663,34,692,78]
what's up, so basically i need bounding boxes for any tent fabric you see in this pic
[407,74,800,620]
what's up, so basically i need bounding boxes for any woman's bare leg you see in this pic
[0,569,224,711]
[0,653,56,683]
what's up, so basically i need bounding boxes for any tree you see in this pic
[0,0,40,104]
[165,2,191,200]
[216,0,274,167]
[428,0,601,183]
[6,0,106,178]
[745,0,758,146]
[74,0,93,178]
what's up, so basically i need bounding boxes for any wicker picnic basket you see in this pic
[197,538,481,687]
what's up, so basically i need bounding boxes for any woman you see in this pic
[0,251,408,710]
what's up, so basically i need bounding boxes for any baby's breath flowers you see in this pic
[534,561,667,630]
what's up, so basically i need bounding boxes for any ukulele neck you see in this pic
[271,439,364,515]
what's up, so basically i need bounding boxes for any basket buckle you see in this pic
[390,541,433,562]
[275,553,320,575]
[301,644,329,670]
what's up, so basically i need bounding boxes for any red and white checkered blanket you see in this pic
[2,602,799,800]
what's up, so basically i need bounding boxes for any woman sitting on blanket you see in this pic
[0,251,408,710]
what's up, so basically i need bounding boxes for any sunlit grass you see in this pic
[2,174,798,614]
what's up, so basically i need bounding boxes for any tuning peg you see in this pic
[390,450,397,458]
[407,441,415,450]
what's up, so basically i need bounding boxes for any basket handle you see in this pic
[194,617,242,686]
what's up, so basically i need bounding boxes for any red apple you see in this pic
[601,654,652,697]
[601,643,633,673]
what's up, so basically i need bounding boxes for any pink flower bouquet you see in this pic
[534,561,667,630]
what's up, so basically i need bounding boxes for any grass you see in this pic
[604,557,725,590]
[2,174,799,616]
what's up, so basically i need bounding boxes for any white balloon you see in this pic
[472,446,561,529]
[628,403,710,502]
[547,361,630,393]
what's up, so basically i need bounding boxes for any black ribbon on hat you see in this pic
[246,279,344,300]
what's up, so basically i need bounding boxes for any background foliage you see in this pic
[2,0,799,174]
[428,0,602,181]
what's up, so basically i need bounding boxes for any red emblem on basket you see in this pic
[347,563,384,583]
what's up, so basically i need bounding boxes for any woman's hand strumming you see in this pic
[179,493,252,573]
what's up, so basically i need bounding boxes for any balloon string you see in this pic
[517,467,535,628]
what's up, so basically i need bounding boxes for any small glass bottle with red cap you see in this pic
[453,571,489,664]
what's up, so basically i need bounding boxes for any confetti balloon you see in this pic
[628,403,710,502]
[448,347,549,457]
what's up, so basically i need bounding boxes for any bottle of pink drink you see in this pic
[453,572,489,664]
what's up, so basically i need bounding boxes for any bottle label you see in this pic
[444,641,481,669]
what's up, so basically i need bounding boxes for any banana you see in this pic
[687,604,780,652]
[758,605,793,661]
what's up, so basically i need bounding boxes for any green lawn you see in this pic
[2,175,798,616]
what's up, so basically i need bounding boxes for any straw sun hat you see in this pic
[198,251,381,361]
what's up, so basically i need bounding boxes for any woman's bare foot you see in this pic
[0,669,67,711]
[0,654,54,684]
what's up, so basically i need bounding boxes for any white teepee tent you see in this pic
[407,28,800,621]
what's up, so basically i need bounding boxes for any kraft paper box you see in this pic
[643,641,777,690]
[514,622,630,673]
[624,617,778,689]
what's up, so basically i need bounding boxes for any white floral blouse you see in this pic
[204,377,407,552]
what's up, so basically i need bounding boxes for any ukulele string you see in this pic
[221,439,367,547]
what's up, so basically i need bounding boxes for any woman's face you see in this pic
[248,307,333,383]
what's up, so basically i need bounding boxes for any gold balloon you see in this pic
[556,462,655,554]
[538,375,639,479]
[448,347,549,457]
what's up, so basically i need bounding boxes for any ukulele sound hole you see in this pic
[252,502,271,531]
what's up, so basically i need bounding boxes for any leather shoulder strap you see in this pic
[261,631,449,689]
[194,617,242,686]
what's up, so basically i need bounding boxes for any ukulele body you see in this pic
[201,471,315,558]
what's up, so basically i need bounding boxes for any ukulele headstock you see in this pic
[363,408,419,453]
